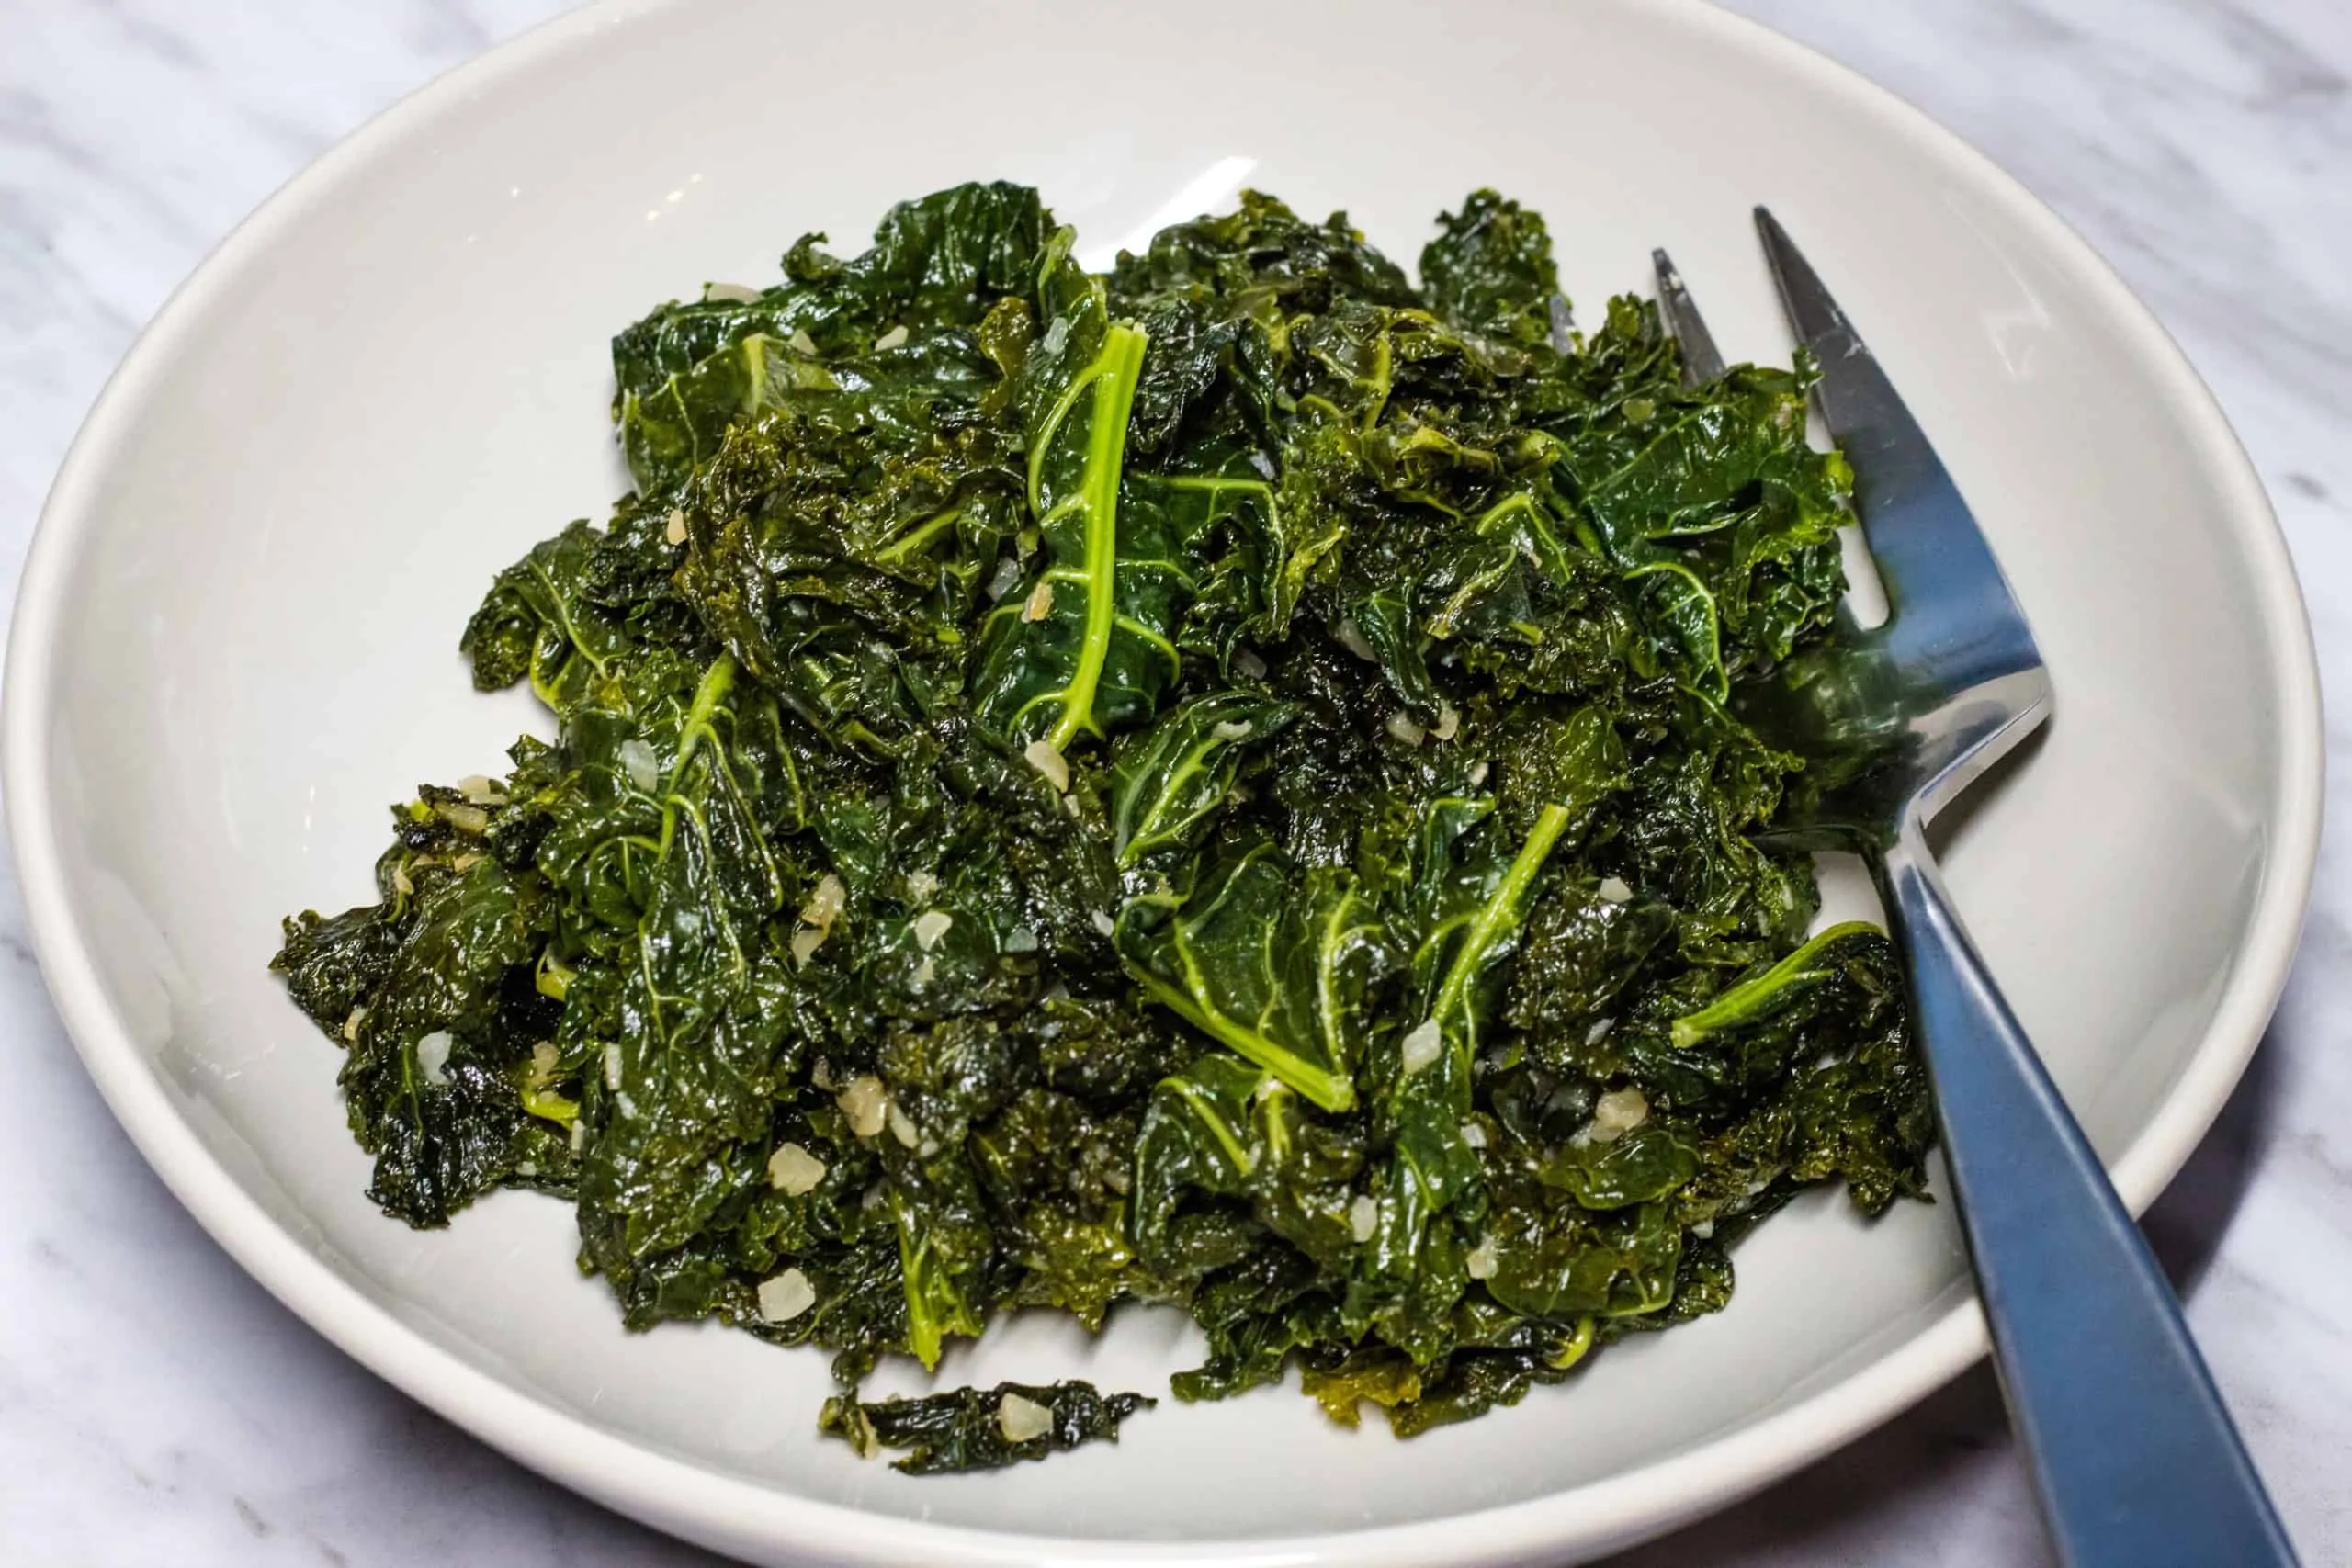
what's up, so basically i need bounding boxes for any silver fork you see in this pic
[1648,219,2300,1568]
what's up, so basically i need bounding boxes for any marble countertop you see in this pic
[5,1,2347,1562]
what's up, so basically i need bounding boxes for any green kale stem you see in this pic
[1671,919,1883,1048]
[1046,321,1148,750]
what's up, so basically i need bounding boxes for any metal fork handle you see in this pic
[1882,828,2300,1568]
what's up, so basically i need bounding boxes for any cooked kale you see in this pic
[272,180,1932,1467]
[820,1380,1154,1474]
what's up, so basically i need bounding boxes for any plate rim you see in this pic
[2,0,2323,1562]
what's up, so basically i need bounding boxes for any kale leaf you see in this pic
[820,1380,1153,1474]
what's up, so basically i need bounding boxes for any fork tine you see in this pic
[1546,293,1577,356]
[1753,209,1889,438]
[1754,207,2042,688]
[1651,248,1726,386]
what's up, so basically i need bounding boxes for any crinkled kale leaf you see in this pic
[273,181,1930,1470]
[820,1379,1154,1474]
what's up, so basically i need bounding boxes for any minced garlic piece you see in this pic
[1399,1019,1442,1076]
[767,1142,827,1195]
[800,873,847,929]
[1589,1087,1650,1144]
[758,1269,816,1323]
[838,1076,889,1138]
[996,1391,1054,1443]
[1023,739,1069,792]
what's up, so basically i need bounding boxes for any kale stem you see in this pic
[1046,321,1148,751]
[665,653,737,790]
[1430,802,1572,1053]
[1670,919,1882,1048]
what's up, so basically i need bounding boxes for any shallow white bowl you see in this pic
[3,0,2321,1562]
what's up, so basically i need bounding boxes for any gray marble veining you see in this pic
[2,2,2346,1563]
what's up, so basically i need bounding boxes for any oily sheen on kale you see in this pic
[273,181,1933,1463]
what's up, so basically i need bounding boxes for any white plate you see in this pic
[2,1,2320,1562]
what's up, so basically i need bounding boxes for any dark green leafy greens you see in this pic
[820,1379,1154,1474]
[274,181,1929,1466]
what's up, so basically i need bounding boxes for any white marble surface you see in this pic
[3,0,2348,1562]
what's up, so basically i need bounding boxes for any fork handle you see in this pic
[1880,830,2299,1568]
